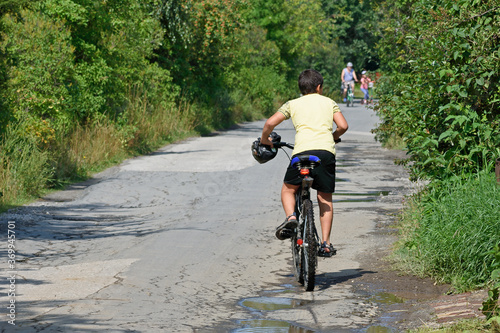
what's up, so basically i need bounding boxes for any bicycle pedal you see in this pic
[318,247,337,257]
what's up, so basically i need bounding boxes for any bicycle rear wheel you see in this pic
[292,194,304,285]
[302,199,317,291]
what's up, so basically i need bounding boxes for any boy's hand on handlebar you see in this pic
[260,136,274,147]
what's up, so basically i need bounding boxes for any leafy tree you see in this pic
[0,7,75,134]
[0,0,39,131]
[0,0,177,132]
[40,0,175,120]
[154,0,245,96]
[248,0,335,80]
[321,0,382,72]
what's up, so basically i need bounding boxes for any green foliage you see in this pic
[224,24,287,116]
[155,0,245,93]
[394,173,500,292]
[0,8,75,127]
[248,0,340,83]
[374,0,500,180]
[42,0,176,120]
[482,244,500,325]
[321,0,382,71]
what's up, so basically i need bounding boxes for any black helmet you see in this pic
[251,132,281,164]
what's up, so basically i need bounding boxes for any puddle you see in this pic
[233,319,315,333]
[368,292,405,305]
[241,297,312,311]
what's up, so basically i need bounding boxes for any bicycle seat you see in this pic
[291,155,321,169]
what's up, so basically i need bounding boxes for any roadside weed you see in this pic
[409,318,497,332]
[393,172,500,292]
[482,244,500,329]
[0,123,50,205]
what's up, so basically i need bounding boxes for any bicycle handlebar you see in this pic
[273,141,294,149]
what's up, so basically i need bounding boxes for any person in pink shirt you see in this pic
[360,71,372,105]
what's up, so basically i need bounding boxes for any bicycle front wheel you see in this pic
[302,199,317,291]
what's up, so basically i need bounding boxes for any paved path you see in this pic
[0,103,419,332]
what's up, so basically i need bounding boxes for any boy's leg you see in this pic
[281,182,299,219]
[317,191,333,244]
[275,182,300,240]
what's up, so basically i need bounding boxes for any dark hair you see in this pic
[298,69,323,95]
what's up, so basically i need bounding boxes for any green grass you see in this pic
[392,172,500,292]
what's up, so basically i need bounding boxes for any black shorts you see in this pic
[284,150,336,193]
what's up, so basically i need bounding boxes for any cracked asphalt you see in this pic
[0,104,423,332]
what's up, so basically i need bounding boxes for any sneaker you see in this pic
[275,218,298,240]
[343,98,347,102]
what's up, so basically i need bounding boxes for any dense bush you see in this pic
[374,0,500,180]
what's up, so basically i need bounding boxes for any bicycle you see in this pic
[346,83,354,107]
[273,141,337,291]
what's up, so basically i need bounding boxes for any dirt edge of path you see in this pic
[352,217,488,332]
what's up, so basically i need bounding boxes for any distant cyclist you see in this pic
[360,71,372,104]
[341,62,358,103]
[258,69,348,256]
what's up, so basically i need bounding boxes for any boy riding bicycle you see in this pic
[259,69,348,256]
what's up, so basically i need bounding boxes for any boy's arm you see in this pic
[261,112,286,146]
[333,112,348,141]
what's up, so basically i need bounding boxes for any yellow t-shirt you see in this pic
[278,93,341,156]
